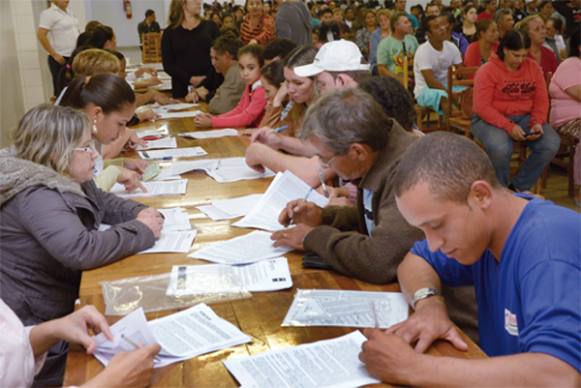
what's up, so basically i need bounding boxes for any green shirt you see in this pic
[376,34,419,74]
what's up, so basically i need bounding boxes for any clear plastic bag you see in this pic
[101,270,251,316]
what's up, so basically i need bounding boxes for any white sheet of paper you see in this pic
[234,171,329,231]
[139,230,197,254]
[167,257,292,296]
[282,289,409,329]
[223,331,380,388]
[157,110,202,119]
[154,160,217,180]
[205,157,275,183]
[189,231,292,265]
[180,128,239,139]
[157,103,198,112]
[111,179,188,198]
[197,194,263,220]
[135,128,169,138]
[158,207,192,231]
[137,137,177,150]
[138,147,207,160]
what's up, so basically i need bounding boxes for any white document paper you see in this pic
[139,230,197,254]
[136,137,177,150]
[154,160,217,180]
[197,194,263,220]
[189,231,292,265]
[93,304,251,368]
[167,257,292,296]
[180,128,239,139]
[135,128,169,138]
[282,289,409,329]
[138,147,207,160]
[158,207,192,231]
[111,179,188,198]
[157,102,198,112]
[224,331,380,388]
[157,110,202,119]
[204,157,275,183]
[234,171,329,231]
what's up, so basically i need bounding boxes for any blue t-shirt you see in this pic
[411,196,580,373]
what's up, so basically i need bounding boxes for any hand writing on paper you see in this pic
[359,329,423,385]
[137,208,164,239]
[194,113,213,128]
[278,199,323,227]
[384,296,467,354]
[271,224,314,250]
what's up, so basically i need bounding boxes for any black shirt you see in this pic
[161,20,221,98]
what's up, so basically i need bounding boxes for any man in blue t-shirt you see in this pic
[359,132,580,386]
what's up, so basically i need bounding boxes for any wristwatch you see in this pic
[411,288,441,310]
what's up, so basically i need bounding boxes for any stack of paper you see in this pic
[138,207,196,254]
[93,304,251,368]
[157,110,202,119]
[224,331,380,388]
[197,194,263,220]
[190,231,292,265]
[166,257,292,296]
[158,207,192,231]
[136,137,177,150]
[135,128,169,139]
[180,128,239,139]
[282,289,409,329]
[154,160,217,181]
[234,171,329,231]
[111,179,188,198]
[138,147,207,160]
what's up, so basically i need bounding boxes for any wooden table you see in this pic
[64,113,486,387]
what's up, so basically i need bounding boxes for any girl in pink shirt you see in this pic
[194,44,267,129]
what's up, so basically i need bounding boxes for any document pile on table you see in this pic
[190,230,292,264]
[139,207,197,254]
[282,289,409,329]
[234,171,329,231]
[180,128,239,139]
[197,193,263,220]
[93,304,251,368]
[138,147,207,160]
[224,331,379,388]
[152,158,273,183]
[136,137,177,150]
[166,257,292,297]
[111,179,188,198]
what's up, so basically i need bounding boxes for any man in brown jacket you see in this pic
[272,88,478,341]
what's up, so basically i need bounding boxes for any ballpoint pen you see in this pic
[121,334,141,349]
[319,169,330,198]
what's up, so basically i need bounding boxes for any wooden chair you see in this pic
[141,32,162,63]
[445,65,479,138]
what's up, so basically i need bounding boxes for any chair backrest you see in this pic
[446,65,479,119]
[142,32,162,64]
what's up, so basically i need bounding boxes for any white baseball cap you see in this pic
[294,40,371,77]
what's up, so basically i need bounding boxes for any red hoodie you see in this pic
[473,53,549,133]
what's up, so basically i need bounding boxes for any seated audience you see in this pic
[459,5,478,42]
[361,132,580,386]
[258,60,287,128]
[263,38,297,64]
[0,302,160,387]
[369,9,392,75]
[549,29,581,205]
[472,31,560,192]
[477,0,497,21]
[545,16,566,61]
[377,12,419,80]
[495,8,515,39]
[413,15,463,114]
[516,14,557,76]
[445,12,469,55]
[0,104,162,386]
[240,0,275,45]
[464,19,500,66]
[187,33,245,114]
[194,44,267,129]
[355,9,378,60]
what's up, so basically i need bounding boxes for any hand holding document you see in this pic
[180,128,239,139]
[282,289,409,329]
[93,304,251,368]
[111,179,188,198]
[189,231,292,265]
[197,194,263,220]
[233,171,329,231]
[166,257,292,296]
[136,137,177,150]
[138,147,207,160]
[224,331,380,388]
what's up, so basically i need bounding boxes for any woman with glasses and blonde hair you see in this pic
[0,104,163,386]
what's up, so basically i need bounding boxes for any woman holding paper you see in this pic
[0,104,162,386]
[0,300,160,388]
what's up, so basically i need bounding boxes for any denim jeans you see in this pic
[471,115,560,191]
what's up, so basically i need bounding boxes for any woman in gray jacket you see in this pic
[0,104,163,386]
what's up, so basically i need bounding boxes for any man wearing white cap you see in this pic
[294,39,371,95]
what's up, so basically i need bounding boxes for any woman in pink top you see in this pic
[549,29,581,205]
[194,44,267,129]
[464,20,499,67]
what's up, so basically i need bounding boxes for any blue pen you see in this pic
[274,124,289,133]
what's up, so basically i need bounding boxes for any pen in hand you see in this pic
[319,169,329,198]
[290,188,313,225]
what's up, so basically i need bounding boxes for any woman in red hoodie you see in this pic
[471,30,560,192]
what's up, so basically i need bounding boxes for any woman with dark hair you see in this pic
[471,30,560,192]
[355,9,377,60]
[85,24,116,49]
[240,0,275,45]
[549,29,581,205]
[161,0,221,98]
[460,4,478,42]
[464,19,499,66]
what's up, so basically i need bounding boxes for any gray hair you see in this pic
[300,88,390,154]
[12,104,91,174]
[393,132,500,203]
